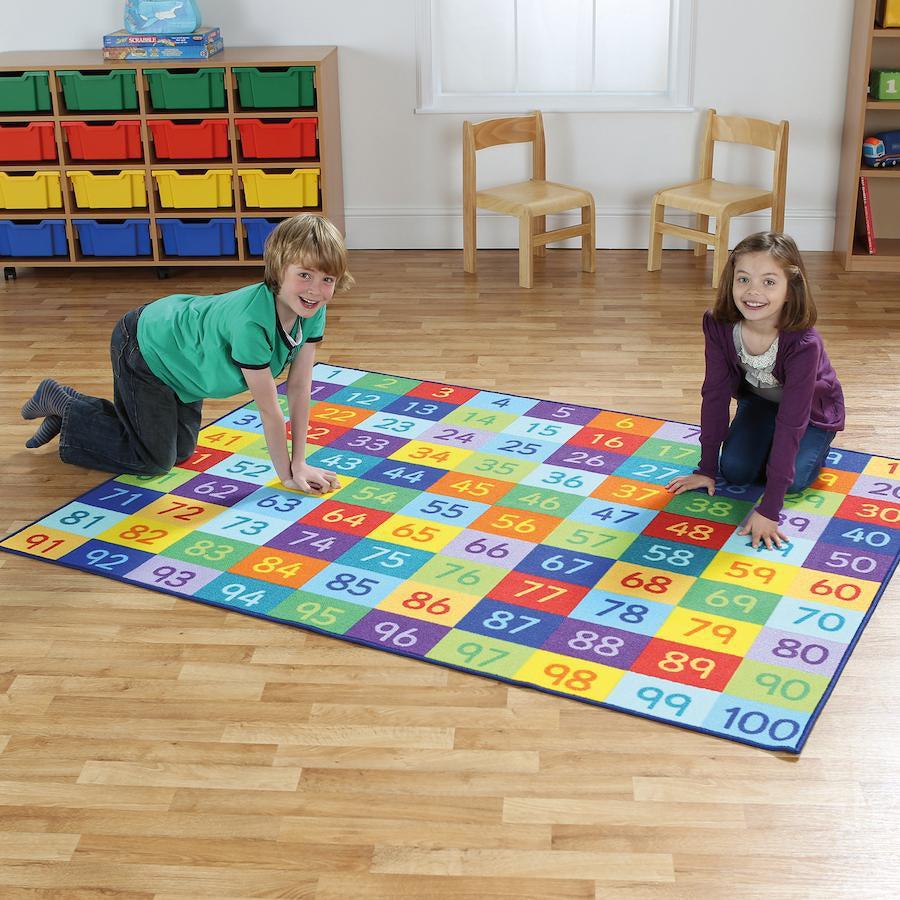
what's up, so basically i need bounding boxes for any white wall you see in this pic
[0,0,854,250]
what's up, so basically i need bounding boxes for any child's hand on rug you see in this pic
[738,510,788,551]
[666,472,715,495]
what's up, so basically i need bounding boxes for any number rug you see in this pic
[3,364,898,752]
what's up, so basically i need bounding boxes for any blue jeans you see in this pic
[59,306,203,475]
[719,393,835,493]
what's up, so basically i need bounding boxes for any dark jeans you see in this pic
[59,306,203,475]
[719,392,835,493]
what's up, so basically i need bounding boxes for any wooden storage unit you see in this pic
[835,1,900,271]
[0,46,344,273]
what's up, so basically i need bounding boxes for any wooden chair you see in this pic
[647,109,789,288]
[463,111,595,289]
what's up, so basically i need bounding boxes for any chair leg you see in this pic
[519,215,534,288]
[463,199,476,274]
[711,215,731,289]
[647,196,664,271]
[771,201,785,234]
[581,202,595,273]
[535,216,546,257]
[694,214,709,257]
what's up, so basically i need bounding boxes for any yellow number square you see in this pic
[1,525,87,559]
[389,440,472,470]
[514,649,624,701]
[701,552,797,595]
[367,515,461,552]
[655,605,762,655]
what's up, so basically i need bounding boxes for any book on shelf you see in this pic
[855,175,877,255]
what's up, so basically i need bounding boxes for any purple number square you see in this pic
[541,618,650,670]
[440,529,536,568]
[744,626,846,677]
[346,609,450,657]
[266,523,361,561]
[308,380,344,402]
[544,446,628,475]
[171,474,261,507]
[328,429,410,458]
[849,474,900,502]
[525,400,599,426]
[801,540,895,582]
[417,423,495,450]
[124,557,223,595]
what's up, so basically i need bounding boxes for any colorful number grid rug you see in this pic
[3,365,899,752]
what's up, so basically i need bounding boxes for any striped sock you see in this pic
[25,415,62,449]
[21,379,76,420]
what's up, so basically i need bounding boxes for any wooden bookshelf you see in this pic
[0,46,344,275]
[834,2,900,271]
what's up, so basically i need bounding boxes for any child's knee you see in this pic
[719,453,758,487]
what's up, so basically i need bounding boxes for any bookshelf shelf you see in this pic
[0,46,344,272]
[835,1,900,272]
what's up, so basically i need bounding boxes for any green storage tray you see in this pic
[144,68,226,110]
[0,71,51,113]
[233,66,316,109]
[56,70,138,111]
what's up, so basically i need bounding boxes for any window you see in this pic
[417,0,695,113]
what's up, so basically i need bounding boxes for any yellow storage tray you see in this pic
[0,171,62,209]
[68,170,147,209]
[239,168,320,208]
[153,169,233,208]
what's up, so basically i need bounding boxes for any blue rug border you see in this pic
[3,361,898,755]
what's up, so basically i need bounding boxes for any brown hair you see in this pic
[712,231,816,330]
[263,215,354,294]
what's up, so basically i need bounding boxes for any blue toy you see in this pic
[862,130,900,168]
[124,0,202,35]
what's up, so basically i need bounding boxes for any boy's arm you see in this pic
[285,343,340,493]
[240,366,293,486]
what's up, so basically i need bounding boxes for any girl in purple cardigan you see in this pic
[667,232,845,551]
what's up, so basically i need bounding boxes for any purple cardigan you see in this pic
[697,311,845,520]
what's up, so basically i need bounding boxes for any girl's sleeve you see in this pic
[756,336,820,521]
[696,312,732,479]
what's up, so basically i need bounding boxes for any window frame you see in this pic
[415,0,696,114]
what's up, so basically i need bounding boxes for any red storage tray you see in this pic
[62,120,142,161]
[235,117,318,159]
[148,119,229,160]
[0,123,57,162]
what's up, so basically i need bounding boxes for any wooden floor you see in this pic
[0,249,898,899]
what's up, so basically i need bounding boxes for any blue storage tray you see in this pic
[159,217,236,256]
[74,219,152,257]
[244,217,282,255]
[0,219,67,257]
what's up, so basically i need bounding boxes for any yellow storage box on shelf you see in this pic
[154,169,233,208]
[68,170,146,208]
[239,168,319,208]
[0,171,62,209]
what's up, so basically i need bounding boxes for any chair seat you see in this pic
[476,179,593,217]
[655,178,774,216]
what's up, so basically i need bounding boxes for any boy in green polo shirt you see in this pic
[21,215,352,495]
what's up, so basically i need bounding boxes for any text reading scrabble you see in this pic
[3,365,899,752]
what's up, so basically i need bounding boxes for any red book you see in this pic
[856,175,877,254]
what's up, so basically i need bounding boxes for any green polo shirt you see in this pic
[136,282,325,403]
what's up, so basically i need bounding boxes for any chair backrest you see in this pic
[698,108,789,199]
[463,112,547,194]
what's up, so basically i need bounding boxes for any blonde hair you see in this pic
[263,215,354,294]
[712,231,816,331]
